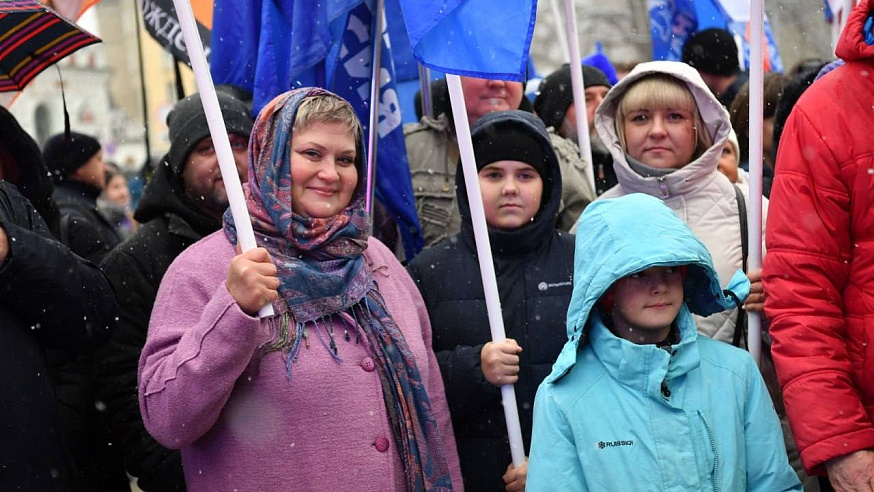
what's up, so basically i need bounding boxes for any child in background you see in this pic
[98,162,136,239]
[526,193,800,492]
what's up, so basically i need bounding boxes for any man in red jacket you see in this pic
[763,1,874,490]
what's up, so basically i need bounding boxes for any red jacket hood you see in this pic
[836,0,874,61]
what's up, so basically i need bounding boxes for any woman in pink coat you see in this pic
[138,87,462,491]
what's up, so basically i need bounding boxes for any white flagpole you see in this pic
[446,73,526,468]
[171,0,273,318]
[562,0,596,193]
[747,0,764,366]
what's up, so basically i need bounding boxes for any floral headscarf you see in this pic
[225,87,370,321]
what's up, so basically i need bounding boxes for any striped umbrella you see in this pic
[0,0,101,92]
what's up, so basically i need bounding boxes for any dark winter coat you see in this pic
[0,180,118,492]
[407,111,575,491]
[95,157,223,492]
[53,180,123,264]
[1,107,128,491]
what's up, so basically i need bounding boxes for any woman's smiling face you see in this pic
[290,121,358,219]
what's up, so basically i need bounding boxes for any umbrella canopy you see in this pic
[0,0,101,92]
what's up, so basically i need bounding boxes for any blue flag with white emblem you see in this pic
[330,1,423,258]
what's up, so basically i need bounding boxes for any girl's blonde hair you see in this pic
[615,74,712,162]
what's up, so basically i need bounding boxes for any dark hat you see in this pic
[414,78,450,121]
[472,120,548,178]
[682,28,740,77]
[167,91,254,174]
[42,131,102,183]
[534,64,612,130]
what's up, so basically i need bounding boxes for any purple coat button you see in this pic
[374,437,390,452]
[361,357,375,372]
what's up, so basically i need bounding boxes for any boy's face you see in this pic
[477,160,543,230]
[610,266,684,344]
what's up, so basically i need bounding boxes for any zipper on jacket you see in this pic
[701,415,720,492]
[657,176,670,198]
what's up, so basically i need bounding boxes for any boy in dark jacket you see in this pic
[408,110,575,491]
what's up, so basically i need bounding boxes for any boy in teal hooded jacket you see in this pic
[527,193,800,491]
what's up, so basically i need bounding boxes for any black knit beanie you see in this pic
[167,91,254,175]
[682,28,740,77]
[534,64,612,130]
[472,122,547,178]
[42,131,102,183]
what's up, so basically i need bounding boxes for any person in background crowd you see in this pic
[138,87,462,491]
[95,90,254,492]
[405,76,594,246]
[728,72,789,196]
[770,59,831,166]
[717,128,744,185]
[408,110,574,491]
[526,194,800,492]
[0,178,121,492]
[682,28,749,109]
[534,64,617,195]
[2,107,129,491]
[98,161,137,239]
[1,106,121,492]
[0,107,61,234]
[612,60,642,81]
[764,1,874,490]
[43,130,123,262]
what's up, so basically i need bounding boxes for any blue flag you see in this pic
[397,0,537,81]
[211,0,360,111]
[211,0,424,259]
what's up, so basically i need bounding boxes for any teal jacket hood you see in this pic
[549,193,749,382]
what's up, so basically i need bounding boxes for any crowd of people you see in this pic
[2,1,874,491]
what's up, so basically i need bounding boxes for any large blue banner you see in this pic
[331,1,423,258]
